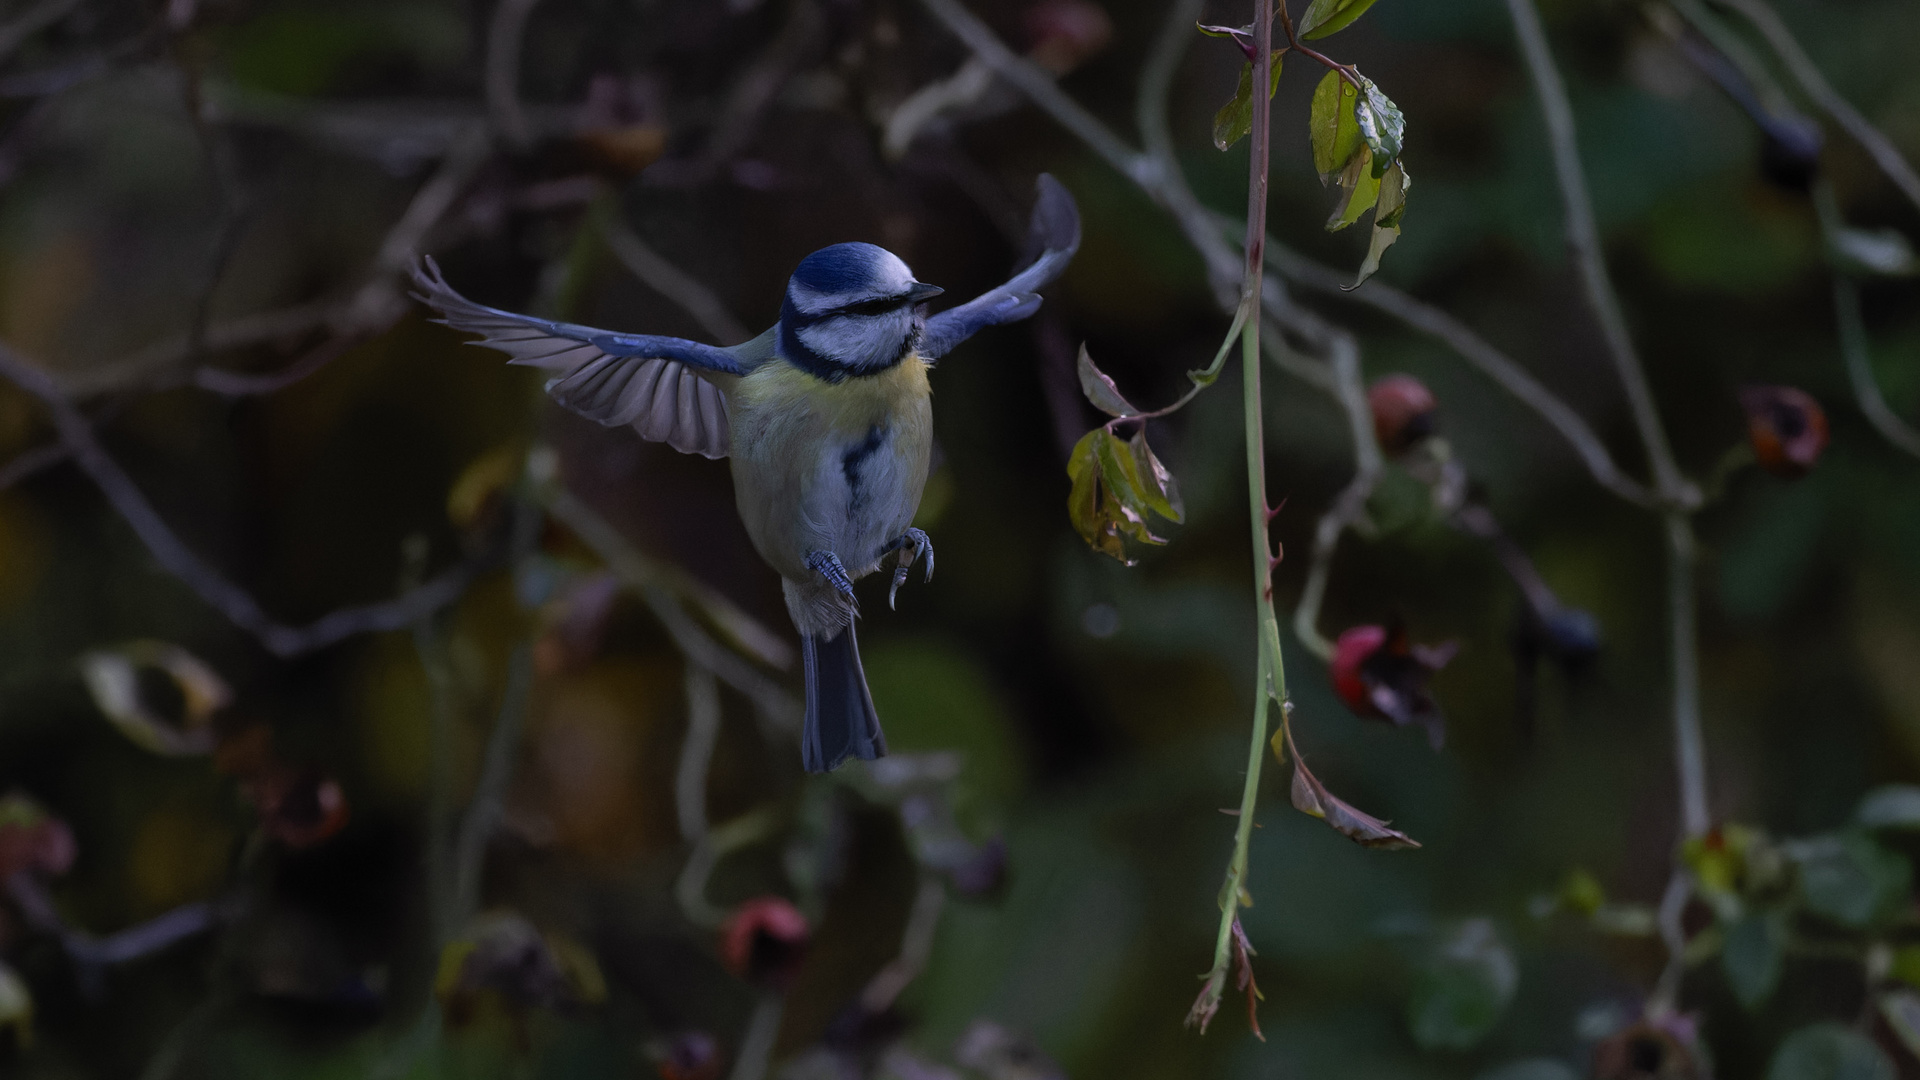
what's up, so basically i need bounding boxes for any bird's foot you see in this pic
[805,550,857,603]
[884,528,935,610]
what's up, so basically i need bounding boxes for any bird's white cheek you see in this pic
[798,313,911,369]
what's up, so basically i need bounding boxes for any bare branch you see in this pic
[915,0,1153,192]
[66,122,489,400]
[450,643,533,924]
[1263,245,1657,506]
[727,994,785,1080]
[602,217,754,345]
[0,439,68,490]
[0,0,83,66]
[859,874,947,1012]
[1505,0,1688,508]
[1503,0,1709,855]
[7,872,221,969]
[541,483,798,722]
[1712,0,1920,215]
[646,0,827,188]
[1833,275,1920,459]
[484,0,543,149]
[0,343,484,657]
[672,662,729,927]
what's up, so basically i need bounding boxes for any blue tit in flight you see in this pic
[411,175,1080,772]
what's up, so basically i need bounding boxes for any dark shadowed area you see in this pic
[0,0,1916,1077]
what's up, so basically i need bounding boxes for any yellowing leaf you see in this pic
[1128,430,1184,524]
[1298,0,1382,40]
[1212,54,1283,152]
[1327,149,1381,232]
[1309,70,1363,182]
[1076,344,1141,418]
[1351,161,1409,288]
[79,641,230,756]
[1065,428,1183,564]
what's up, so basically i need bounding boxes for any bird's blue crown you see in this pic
[778,243,933,381]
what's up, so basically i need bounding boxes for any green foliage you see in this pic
[1765,1023,1896,1080]
[1407,919,1517,1051]
[1857,785,1920,829]
[1305,69,1410,282]
[1788,832,1913,929]
[1299,0,1384,41]
[1721,910,1785,1008]
[1356,79,1407,177]
[1066,427,1184,565]
[1213,55,1285,152]
[1310,71,1364,182]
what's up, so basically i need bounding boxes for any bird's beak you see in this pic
[906,282,945,303]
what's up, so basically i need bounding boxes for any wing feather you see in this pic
[920,174,1082,360]
[411,256,743,459]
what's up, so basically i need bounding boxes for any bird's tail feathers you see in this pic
[801,624,886,773]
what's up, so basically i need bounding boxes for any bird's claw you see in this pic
[886,528,935,610]
[806,550,856,602]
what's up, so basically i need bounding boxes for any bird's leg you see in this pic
[882,528,935,610]
[805,550,857,602]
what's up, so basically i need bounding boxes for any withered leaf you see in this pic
[1076,344,1141,418]
[1284,724,1420,849]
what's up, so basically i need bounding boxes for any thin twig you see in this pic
[1504,0,1712,1014]
[542,483,797,701]
[1813,180,1920,459]
[646,0,827,188]
[1712,0,1920,215]
[727,994,785,1080]
[1262,243,1657,506]
[1833,274,1920,459]
[1504,0,1687,508]
[7,872,221,969]
[602,216,754,345]
[414,616,459,948]
[672,661,731,928]
[0,0,83,65]
[484,0,543,149]
[0,343,485,657]
[860,875,948,1013]
[450,643,534,923]
[0,439,68,490]
[676,661,724,848]
[1290,335,1379,662]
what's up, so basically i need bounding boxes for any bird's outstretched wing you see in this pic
[919,173,1082,361]
[410,257,764,460]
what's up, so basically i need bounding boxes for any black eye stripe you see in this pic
[831,294,910,318]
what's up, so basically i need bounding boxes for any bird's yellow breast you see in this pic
[732,353,932,435]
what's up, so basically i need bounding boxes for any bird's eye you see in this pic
[833,294,909,318]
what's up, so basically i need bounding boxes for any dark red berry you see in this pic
[720,896,810,989]
[1739,385,1828,478]
[1329,623,1457,749]
[1367,375,1439,456]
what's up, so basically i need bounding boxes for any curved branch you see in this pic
[1505,0,1688,507]
[1713,0,1920,215]
[484,0,543,148]
[0,343,483,657]
[1834,274,1920,459]
[1265,243,1657,506]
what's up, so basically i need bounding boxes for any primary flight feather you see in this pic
[412,175,1081,772]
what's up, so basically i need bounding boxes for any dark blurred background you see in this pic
[0,0,1915,1076]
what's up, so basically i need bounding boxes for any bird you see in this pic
[411,175,1080,773]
